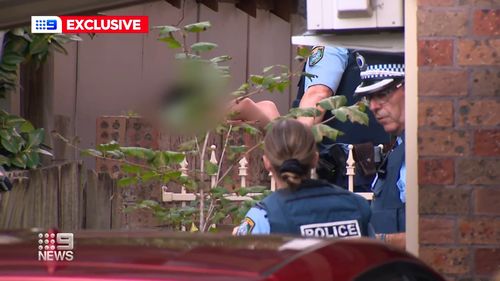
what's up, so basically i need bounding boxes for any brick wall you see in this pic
[417,0,500,280]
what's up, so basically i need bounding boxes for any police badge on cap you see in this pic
[354,52,405,98]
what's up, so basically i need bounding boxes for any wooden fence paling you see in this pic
[44,166,59,228]
[59,162,80,230]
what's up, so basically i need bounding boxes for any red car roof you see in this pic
[0,230,442,281]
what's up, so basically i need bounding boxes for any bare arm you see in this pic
[376,232,406,250]
[297,84,333,127]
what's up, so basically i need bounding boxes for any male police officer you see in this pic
[293,46,390,190]
[354,53,406,246]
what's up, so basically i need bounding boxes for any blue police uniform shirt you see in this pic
[234,207,270,235]
[304,46,349,94]
[371,136,406,203]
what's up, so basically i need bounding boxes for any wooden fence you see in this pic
[0,162,125,231]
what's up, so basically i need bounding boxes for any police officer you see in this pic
[234,119,372,238]
[293,46,390,191]
[354,53,406,245]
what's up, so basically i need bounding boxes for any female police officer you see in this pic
[234,119,373,238]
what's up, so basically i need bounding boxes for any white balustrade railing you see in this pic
[161,144,374,203]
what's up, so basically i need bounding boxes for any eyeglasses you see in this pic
[366,82,404,105]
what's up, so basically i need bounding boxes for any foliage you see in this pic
[77,21,369,232]
[0,28,80,169]
[0,110,52,169]
[0,28,81,98]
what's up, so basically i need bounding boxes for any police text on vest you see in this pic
[300,220,361,238]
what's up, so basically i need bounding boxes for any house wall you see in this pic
[49,0,297,165]
[416,0,500,280]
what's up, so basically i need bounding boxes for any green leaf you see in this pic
[34,147,53,157]
[0,129,11,141]
[0,63,18,72]
[11,28,25,37]
[20,121,35,133]
[117,177,138,187]
[190,42,217,53]
[162,168,182,183]
[97,141,120,152]
[311,124,344,142]
[333,104,369,126]
[0,154,10,166]
[106,150,125,159]
[1,54,25,66]
[210,55,231,63]
[158,34,182,49]
[5,116,27,127]
[29,35,49,55]
[205,160,218,175]
[317,96,347,111]
[120,147,155,160]
[263,65,275,73]
[81,149,103,157]
[27,128,44,148]
[240,123,260,135]
[276,80,289,93]
[121,164,142,174]
[25,151,40,169]
[331,108,347,122]
[155,25,180,36]
[10,153,28,168]
[297,46,312,58]
[141,171,160,182]
[2,137,20,153]
[175,53,200,60]
[229,145,246,154]
[286,107,322,118]
[250,75,264,85]
[184,21,211,32]
[151,151,185,167]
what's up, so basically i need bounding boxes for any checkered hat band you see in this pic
[361,64,405,79]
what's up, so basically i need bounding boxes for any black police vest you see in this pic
[258,180,371,237]
[370,137,405,234]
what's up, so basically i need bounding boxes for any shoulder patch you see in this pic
[235,217,256,235]
[300,220,361,238]
[309,46,325,67]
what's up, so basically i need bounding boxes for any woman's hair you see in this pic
[264,119,317,190]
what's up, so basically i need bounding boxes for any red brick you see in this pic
[420,217,456,244]
[475,248,500,275]
[475,188,500,215]
[420,247,470,275]
[458,100,500,127]
[418,9,468,37]
[459,218,500,244]
[419,100,454,127]
[458,39,500,65]
[460,0,500,7]
[420,186,471,215]
[419,0,456,6]
[419,70,468,96]
[419,159,455,185]
[419,40,454,66]
[473,9,500,36]
[457,158,500,185]
[474,130,500,156]
[472,69,500,96]
[419,130,469,156]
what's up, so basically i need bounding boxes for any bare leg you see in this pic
[228,98,280,128]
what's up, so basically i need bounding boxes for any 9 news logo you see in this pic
[37,232,74,262]
[31,16,62,33]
